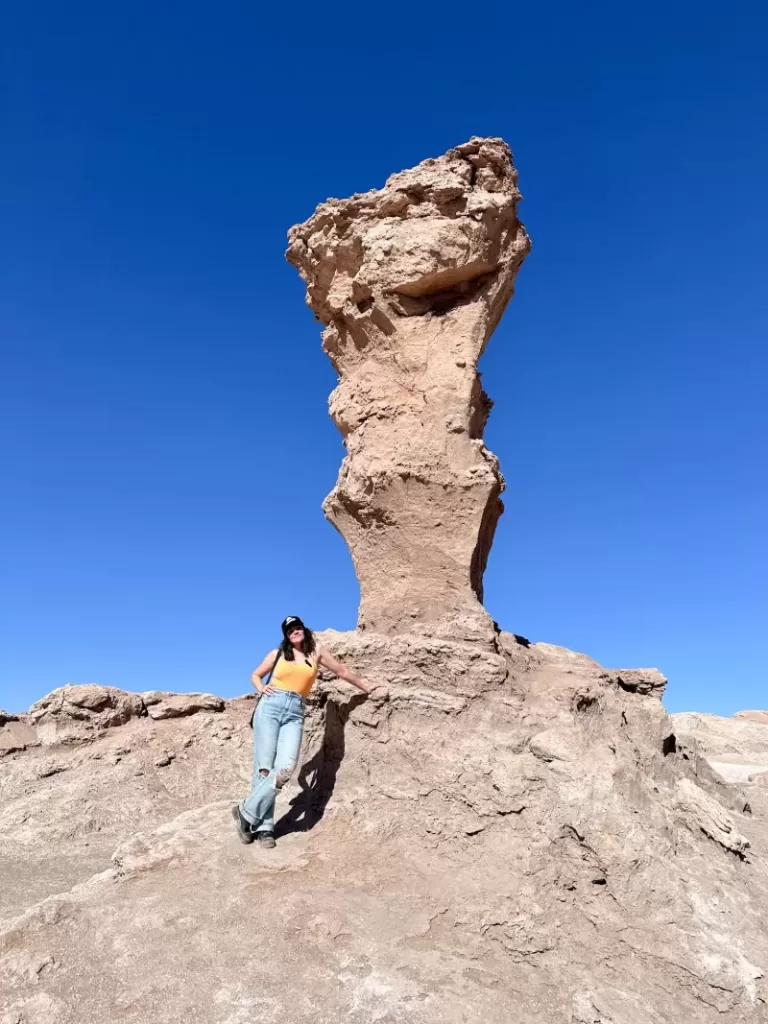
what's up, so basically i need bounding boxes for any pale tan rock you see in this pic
[735,710,768,726]
[2,640,768,1023]
[25,685,146,745]
[672,711,768,784]
[287,137,530,640]
[141,690,224,720]
[608,667,667,697]
[11,686,226,748]
[0,693,254,923]
[0,711,39,754]
[674,776,750,857]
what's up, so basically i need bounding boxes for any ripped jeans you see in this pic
[239,689,304,834]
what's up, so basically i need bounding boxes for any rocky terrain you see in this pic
[2,139,767,1023]
[673,710,768,785]
[3,647,768,1024]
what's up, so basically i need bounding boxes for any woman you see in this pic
[232,615,374,848]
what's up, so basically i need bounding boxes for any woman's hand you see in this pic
[344,680,388,702]
[317,646,385,698]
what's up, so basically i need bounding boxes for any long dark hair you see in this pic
[280,627,316,662]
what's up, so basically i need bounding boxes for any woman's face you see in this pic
[288,627,304,645]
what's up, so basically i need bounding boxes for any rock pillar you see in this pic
[287,137,530,638]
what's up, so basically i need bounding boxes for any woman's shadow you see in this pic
[274,692,364,839]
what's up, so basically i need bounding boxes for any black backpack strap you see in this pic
[264,649,282,686]
[249,648,282,729]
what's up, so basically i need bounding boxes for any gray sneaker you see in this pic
[231,805,254,845]
[255,831,276,849]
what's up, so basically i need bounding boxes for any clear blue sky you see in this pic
[1,1,766,715]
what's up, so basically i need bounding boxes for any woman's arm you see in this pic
[317,647,374,695]
[250,649,280,695]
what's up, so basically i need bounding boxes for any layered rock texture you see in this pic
[3,657,768,1024]
[287,137,530,638]
[3,141,768,1024]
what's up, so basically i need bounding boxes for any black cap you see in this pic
[281,615,306,637]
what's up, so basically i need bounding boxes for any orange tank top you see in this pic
[271,652,319,699]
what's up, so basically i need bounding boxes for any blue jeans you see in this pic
[239,690,305,834]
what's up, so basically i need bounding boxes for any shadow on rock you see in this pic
[275,692,365,838]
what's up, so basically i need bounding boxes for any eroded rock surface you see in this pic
[0,710,39,755]
[3,649,768,1024]
[141,690,225,720]
[673,710,768,785]
[4,685,227,748]
[26,685,146,745]
[736,711,768,727]
[287,137,530,640]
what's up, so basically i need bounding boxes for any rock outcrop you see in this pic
[4,685,228,748]
[736,711,768,727]
[25,685,147,745]
[141,690,225,721]
[0,710,39,754]
[3,657,768,1024]
[673,710,768,784]
[287,137,530,640]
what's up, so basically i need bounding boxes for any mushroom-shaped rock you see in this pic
[287,137,530,640]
